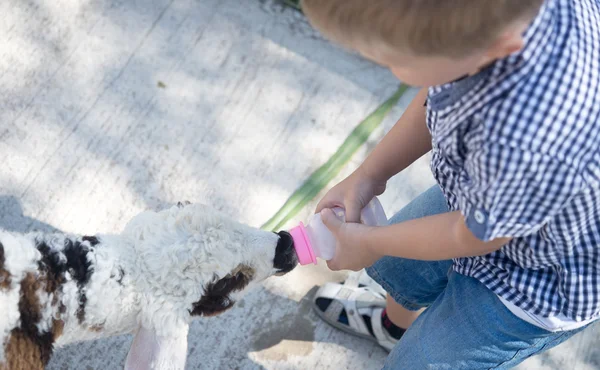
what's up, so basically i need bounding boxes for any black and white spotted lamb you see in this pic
[0,202,297,370]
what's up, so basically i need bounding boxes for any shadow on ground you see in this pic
[2,1,599,369]
[0,196,61,233]
[48,284,380,370]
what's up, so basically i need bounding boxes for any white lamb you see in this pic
[0,202,297,370]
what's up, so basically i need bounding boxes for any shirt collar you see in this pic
[431,0,558,96]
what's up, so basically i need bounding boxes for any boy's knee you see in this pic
[367,257,451,310]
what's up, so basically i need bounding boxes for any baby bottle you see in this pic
[289,197,388,265]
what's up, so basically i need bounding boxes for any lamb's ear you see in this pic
[190,270,252,317]
[125,325,189,370]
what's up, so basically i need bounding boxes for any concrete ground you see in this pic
[0,0,598,369]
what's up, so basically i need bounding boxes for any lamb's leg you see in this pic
[124,324,189,370]
[2,330,47,370]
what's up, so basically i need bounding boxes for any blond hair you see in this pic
[301,0,544,58]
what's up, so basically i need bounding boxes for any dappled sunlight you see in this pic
[1,0,404,232]
[5,0,592,369]
[0,0,461,369]
[43,160,149,234]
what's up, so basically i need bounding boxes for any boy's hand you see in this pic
[320,208,382,271]
[316,166,386,223]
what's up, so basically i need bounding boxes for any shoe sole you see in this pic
[311,300,392,352]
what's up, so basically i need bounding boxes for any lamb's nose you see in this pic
[273,231,298,274]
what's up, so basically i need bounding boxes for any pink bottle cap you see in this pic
[288,222,317,265]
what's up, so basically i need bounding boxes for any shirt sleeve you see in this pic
[458,143,585,241]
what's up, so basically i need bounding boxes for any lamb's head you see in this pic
[123,202,297,319]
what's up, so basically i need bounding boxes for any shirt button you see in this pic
[474,210,486,224]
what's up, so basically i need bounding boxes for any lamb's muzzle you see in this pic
[273,231,297,275]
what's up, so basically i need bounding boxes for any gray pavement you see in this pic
[0,0,598,369]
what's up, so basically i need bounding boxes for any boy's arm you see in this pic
[358,88,507,261]
[365,212,511,261]
[361,88,431,183]
[321,209,511,271]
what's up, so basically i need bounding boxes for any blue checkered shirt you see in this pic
[427,0,600,321]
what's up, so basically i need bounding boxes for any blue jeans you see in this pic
[366,186,590,369]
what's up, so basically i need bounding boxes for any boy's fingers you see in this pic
[315,198,340,214]
[326,258,341,271]
[345,203,361,223]
[314,201,328,214]
[321,208,343,233]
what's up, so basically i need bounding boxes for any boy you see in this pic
[302,0,600,368]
